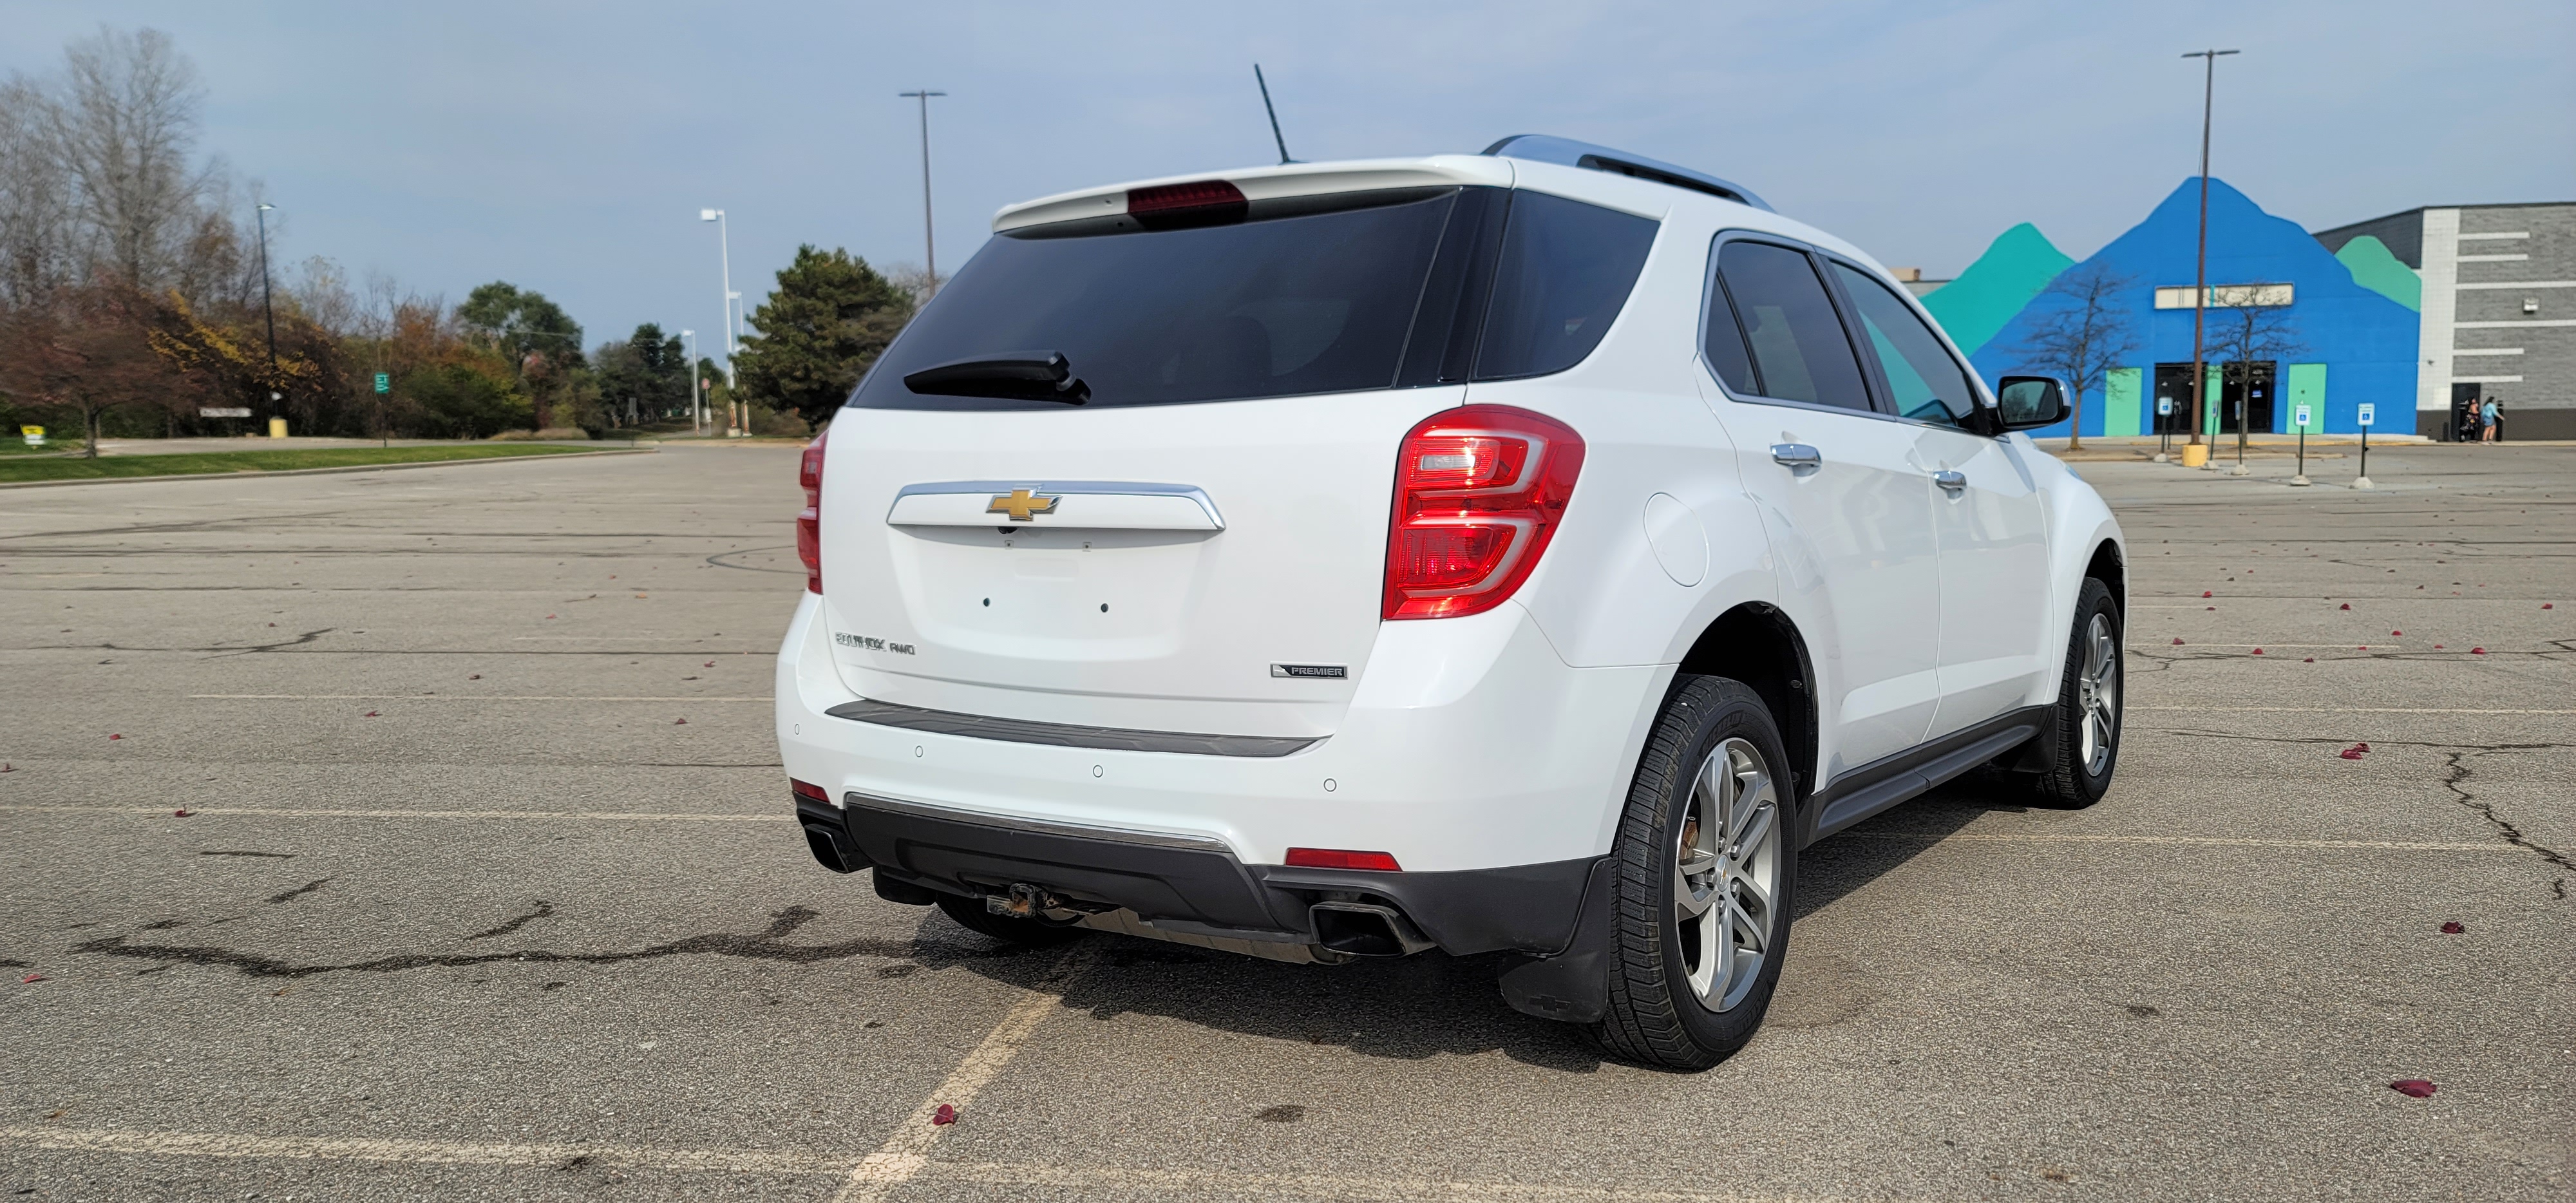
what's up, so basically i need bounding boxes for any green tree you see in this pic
[457,281,584,429]
[402,362,531,439]
[734,245,911,424]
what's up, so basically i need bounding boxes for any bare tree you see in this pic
[2014,261,2139,450]
[0,77,78,310]
[2204,293,2303,462]
[45,26,210,289]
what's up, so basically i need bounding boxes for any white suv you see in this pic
[775,136,2126,1069]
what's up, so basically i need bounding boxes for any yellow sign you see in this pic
[985,489,1059,522]
[19,425,41,446]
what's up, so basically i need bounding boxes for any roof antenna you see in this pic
[1255,64,1295,164]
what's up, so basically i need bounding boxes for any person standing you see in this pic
[2484,397,2503,443]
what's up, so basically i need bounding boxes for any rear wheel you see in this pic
[2029,578,2122,809]
[934,893,1089,946]
[1593,676,1795,1071]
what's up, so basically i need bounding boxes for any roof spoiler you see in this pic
[1481,135,1774,213]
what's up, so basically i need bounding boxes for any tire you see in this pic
[2029,578,2123,809]
[1592,675,1797,1071]
[934,893,1089,946]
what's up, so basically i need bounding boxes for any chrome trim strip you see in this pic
[885,480,1224,530]
[838,788,1237,854]
[823,697,1320,759]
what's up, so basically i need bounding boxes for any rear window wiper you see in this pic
[902,350,1090,404]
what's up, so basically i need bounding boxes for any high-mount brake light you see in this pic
[1284,848,1402,872]
[1382,405,1584,620]
[796,426,829,594]
[1125,179,1249,229]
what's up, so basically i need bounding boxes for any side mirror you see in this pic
[1994,375,2070,431]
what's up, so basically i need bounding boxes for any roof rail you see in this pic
[1481,135,1773,213]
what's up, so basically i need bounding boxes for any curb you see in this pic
[0,447,656,491]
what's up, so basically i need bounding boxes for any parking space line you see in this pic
[2132,705,2576,714]
[1847,832,2513,853]
[186,694,768,701]
[0,1125,1862,1201]
[831,945,1091,1203]
[0,804,790,822]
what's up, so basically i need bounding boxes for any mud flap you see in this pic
[1495,857,1615,1023]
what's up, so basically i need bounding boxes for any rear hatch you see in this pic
[815,161,1660,741]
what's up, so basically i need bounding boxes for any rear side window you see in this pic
[853,192,1457,411]
[1712,241,1871,412]
[1831,262,1978,426]
[1472,191,1659,380]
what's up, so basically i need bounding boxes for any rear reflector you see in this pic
[796,426,829,594]
[1126,179,1248,229]
[790,779,829,804]
[1383,405,1584,620]
[1284,848,1401,872]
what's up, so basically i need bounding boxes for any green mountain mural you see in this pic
[1921,222,2074,355]
[2334,235,2421,311]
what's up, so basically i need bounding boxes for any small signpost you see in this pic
[21,424,43,448]
[2291,403,2313,486]
[2155,396,2174,460]
[374,372,391,448]
[2354,403,2376,489]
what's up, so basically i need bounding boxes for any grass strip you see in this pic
[0,444,600,482]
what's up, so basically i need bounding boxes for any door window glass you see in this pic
[1831,263,1978,426]
[1712,242,1870,411]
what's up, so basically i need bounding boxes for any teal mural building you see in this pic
[1929,178,2422,438]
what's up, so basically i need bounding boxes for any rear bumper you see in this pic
[796,788,1600,955]
[775,591,1665,949]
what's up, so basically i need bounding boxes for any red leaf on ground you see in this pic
[2389,1079,2437,1099]
[932,1103,957,1126]
[2391,630,2402,636]
[2303,658,2313,663]
[2251,648,2264,655]
[363,710,380,717]
[2440,922,2465,934]
[468,674,482,680]
[2470,647,2485,655]
[108,734,120,741]
[2340,603,2351,610]
[2546,603,2555,610]
[2202,591,2212,598]
[703,661,715,668]
[544,614,556,620]
[173,808,193,817]
[2434,644,2444,650]
[22,973,43,983]
[2172,638,2184,645]
[2338,743,2369,760]
[674,717,687,725]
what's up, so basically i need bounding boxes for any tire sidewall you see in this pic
[1650,680,1798,1054]
[2061,581,2123,801]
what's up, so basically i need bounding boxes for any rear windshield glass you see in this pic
[849,187,1662,412]
[851,193,1457,411]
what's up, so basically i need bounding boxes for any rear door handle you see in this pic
[1933,469,1967,493]
[1770,443,1821,469]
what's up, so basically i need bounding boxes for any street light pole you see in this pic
[682,328,701,434]
[699,208,735,373]
[2182,48,2238,453]
[255,202,279,431]
[900,89,946,297]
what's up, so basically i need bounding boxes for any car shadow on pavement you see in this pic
[931,779,2038,1074]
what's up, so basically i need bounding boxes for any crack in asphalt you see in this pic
[2439,752,2576,902]
[265,878,332,904]
[466,900,554,941]
[67,906,1019,980]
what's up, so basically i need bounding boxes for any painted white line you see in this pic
[0,1125,844,1175]
[2132,705,2576,714]
[0,1126,1864,1201]
[1846,832,2513,853]
[0,804,790,822]
[831,948,1089,1203]
[186,694,768,702]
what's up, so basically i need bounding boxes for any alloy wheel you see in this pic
[1673,737,1781,1012]
[2076,612,2119,776]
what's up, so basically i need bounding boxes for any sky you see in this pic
[7,0,2570,358]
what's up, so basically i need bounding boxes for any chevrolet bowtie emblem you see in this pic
[986,489,1059,522]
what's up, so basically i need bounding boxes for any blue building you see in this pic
[1943,178,2421,437]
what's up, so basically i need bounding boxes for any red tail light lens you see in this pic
[1126,179,1248,229]
[796,426,829,594]
[1383,405,1584,620]
[790,779,829,804]
[1284,848,1402,872]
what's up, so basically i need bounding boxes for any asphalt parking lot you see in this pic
[3,439,2569,1202]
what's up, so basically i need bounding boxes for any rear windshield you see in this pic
[850,187,1660,411]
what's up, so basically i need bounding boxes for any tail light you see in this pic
[1383,405,1584,620]
[796,426,829,594]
